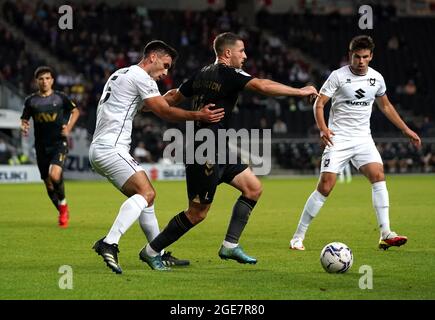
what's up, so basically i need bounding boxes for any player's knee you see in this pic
[317,175,336,196]
[140,189,156,206]
[49,172,62,183]
[371,171,385,183]
[186,205,209,225]
[192,211,207,224]
[245,184,262,200]
[317,183,333,197]
[240,178,263,200]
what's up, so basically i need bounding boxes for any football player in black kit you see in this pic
[139,32,319,270]
[21,66,80,228]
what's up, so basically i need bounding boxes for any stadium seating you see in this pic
[1,1,434,172]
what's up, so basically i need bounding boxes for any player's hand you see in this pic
[320,128,335,147]
[61,125,70,137]
[199,104,225,123]
[21,120,30,137]
[403,128,421,148]
[299,85,320,102]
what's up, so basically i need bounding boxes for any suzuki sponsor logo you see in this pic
[346,100,370,106]
[0,171,28,181]
[354,88,366,99]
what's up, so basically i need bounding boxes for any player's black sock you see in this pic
[46,188,59,210]
[149,211,194,253]
[224,196,257,243]
[52,178,65,202]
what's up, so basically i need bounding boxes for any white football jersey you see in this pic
[320,65,386,137]
[91,65,160,148]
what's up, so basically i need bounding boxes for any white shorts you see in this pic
[320,136,382,173]
[89,144,144,190]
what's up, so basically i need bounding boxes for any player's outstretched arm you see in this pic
[163,88,185,106]
[314,94,334,147]
[62,107,80,137]
[143,96,224,123]
[376,95,421,148]
[245,78,319,98]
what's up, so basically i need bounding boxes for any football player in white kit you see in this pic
[90,40,225,274]
[289,35,421,251]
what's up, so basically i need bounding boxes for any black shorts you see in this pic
[186,162,248,204]
[35,141,68,179]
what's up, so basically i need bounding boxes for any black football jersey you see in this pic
[179,63,253,133]
[21,90,76,147]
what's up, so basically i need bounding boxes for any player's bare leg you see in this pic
[43,179,58,210]
[359,163,407,249]
[48,164,68,228]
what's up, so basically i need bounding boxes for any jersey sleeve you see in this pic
[61,92,77,111]
[178,76,195,98]
[228,68,253,91]
[136,75,161,100]
[320,70,340,97]
[376,74,387,97]
[21,97,32,120]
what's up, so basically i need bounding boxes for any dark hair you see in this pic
[34,66,55,79]
[349,35,375,53]
[143,40,178,62]
[213,32,243,56]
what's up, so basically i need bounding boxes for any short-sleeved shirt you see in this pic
[21,90,77,147]
[320,65,386,137]
[91,65,161,149]
[179,63,253,133]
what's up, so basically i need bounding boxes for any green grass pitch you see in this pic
[1,175,434,300]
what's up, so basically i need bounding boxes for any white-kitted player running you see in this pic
[289,35,421,251]
[90,40,224,273]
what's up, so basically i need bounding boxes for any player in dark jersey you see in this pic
[21,66,80,228]
[138,32,319,270]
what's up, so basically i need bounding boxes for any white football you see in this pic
[320,242,353,273]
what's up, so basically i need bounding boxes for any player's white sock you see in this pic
[58,198,67,206]
[222,240,238,249]
[104,194,148,245]
[139,204,160,241]
[372,181,391,237]
[293,190,326,239]
[145,243,160,257]
[338,172,345,183]
[344,164,352,182]
[138,204,164,255]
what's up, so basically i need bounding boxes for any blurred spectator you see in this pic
[0,138,12,164]
[397,143,413,173]
[419,116,434,137]
[133,142,152,163]
[404,79,417,95]
[1,1,434,171]
[7,150,30,165]
[307,123,319,138]
[387,35,399,50]
[378,143,398,173]
[273,119,288,134]
[259,117,269,130]
[422,144,435,173]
